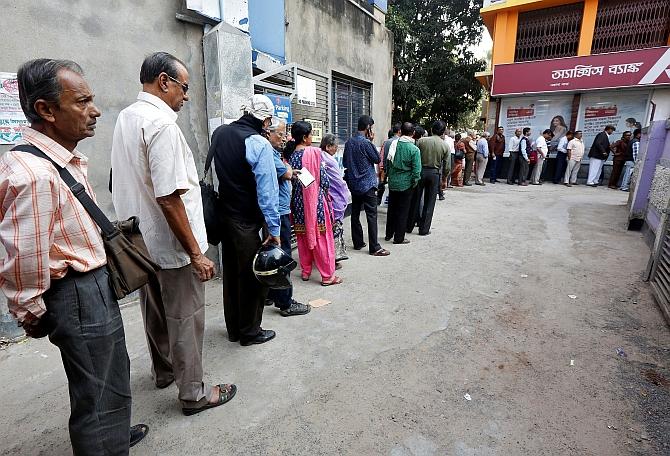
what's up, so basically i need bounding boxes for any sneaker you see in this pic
[279,300,311,317]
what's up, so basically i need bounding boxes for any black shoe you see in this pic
[227,333,240,343]
[240,329,276,346]
[464,183,472,186]
[353,243,367,251]
[438,195,445,200]
[384,236,392,241]
[156,378,175,389]
[279,301,311,317]
[264,299,274,306]
[393,239,410,244]
[130,424,149,448]
[418,231,431,236]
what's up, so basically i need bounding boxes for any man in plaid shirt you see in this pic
[620,128,641,192]
[0,59,146,454]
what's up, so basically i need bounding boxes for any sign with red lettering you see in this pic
[506,107,535,118]
[491,46,670,96]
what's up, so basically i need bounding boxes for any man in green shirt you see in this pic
[410,120,449,236]
[384,122,421,244]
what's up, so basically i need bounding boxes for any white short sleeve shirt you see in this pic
[111,92,208,269]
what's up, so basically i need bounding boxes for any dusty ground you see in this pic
[1,183,669,456]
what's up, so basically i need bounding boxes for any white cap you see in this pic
[242,94,275,121]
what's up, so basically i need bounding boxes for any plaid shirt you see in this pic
[0,128,106,325]
[632,140,640,162]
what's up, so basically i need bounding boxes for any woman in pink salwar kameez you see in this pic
[285,121,342,286]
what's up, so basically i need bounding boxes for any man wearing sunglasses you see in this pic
[111,52,236,416]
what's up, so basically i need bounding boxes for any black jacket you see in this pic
[588,131,611,160]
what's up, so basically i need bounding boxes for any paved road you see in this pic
[1,183,669,455]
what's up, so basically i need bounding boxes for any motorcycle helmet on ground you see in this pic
[253,244,297,289]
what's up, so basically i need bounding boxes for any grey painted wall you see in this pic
[284,0,394,146]
[0,0,210,315]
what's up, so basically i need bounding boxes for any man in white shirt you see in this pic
[506,128,523,184]
[111,52,236,416]
[475,132,490,185]
[441,130,455,197]
[553,130,573,184]
[564,130,585,186]
[531,129,553,185]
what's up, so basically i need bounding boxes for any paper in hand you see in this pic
[298,167,315,188]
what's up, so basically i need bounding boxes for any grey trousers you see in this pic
[475,155,488,184]
[43,267,131,456]
[139,263,209,404]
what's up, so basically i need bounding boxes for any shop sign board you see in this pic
[483,0,506,7]
[297,75,317,106]
[269,94,292,124]
[492,47,670,96]
[576,91,650,155]
[499,95,573,155]
[0,72,29,145]
[304,118,323,145]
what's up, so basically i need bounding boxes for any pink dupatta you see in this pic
[301,146,323,250]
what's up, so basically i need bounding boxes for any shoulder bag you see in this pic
[13,145,160,300]
[200,146,224,245]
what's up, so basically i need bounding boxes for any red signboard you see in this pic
[491,47,670,96]
[506,107,534,118]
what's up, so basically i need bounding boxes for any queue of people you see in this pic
[0,53,646,456]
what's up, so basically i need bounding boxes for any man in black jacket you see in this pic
[587,125,615,186]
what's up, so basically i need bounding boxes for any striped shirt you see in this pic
[0,128,106,325]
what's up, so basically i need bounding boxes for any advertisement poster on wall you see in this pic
[576,91,650,157]
[0,72,29,145]
[499,95,573,156]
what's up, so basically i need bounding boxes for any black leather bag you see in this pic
[13,145,160,300]
[200,147,224,245]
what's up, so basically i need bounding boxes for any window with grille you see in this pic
[592,0,670,54]
[332,74,372,144]
[514,3,584,62]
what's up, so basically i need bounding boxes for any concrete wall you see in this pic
[0,1,210,316]
[0,0,209,214]
[284,0,394,146]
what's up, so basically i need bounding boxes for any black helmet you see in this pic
[253,244,297,289]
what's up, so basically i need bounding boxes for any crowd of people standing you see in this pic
[0,50,646,455]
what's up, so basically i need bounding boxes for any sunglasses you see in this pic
[166,74,189,94]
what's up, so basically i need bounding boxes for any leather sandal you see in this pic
[370,248,391,257]
[321,276,343,286]
[182,383,237,416]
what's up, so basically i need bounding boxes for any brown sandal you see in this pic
[370,248,391,257]
[182,383,237,416]
[321,276,343,286]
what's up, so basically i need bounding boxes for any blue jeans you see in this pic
[490,156,503,182]
[267,214,293,309]
[620,161,635,190]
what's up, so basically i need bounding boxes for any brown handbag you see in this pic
[13,145,160,300]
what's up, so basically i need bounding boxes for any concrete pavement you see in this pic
[1,183,669,455]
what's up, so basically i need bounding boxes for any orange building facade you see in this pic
[477,0,670,156]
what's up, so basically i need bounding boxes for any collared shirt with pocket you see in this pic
[0,128,107,324]
[111,91,208,269]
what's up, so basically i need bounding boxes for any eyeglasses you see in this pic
[166,74,189,94]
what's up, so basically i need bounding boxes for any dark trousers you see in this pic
[351,188,381,253]
[43,267,131,456]
[507,151,519,183]
[609,160,626,187]
[490,156,503,182]
[554,152,568,184]
[222,217,267,339]
[408,168,439,234]
[267,214,293,310]
[464,154,475,183]
[385,188,413,243]
[518,157,529,184]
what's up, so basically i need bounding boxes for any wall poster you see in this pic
[499,95,573,156]
[304,118,323,145]
[576,90,650,157]
[0,72,29,145]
